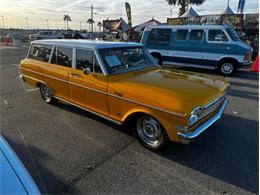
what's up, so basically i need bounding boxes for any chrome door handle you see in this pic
[71,73,82,78]
[114,91,123,97]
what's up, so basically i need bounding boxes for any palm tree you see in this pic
[166,0,205,17]
[63,14,72,30]
[97,22,103,32]
[87,18,95,32]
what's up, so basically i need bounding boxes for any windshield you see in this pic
[226,28,241,41]
[99,46,157,74]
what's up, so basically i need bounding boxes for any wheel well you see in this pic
[122,112,169,139]
[36,82,42,88]
[218,58,239,68]
[150,52,162,58]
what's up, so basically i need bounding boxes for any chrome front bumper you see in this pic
[177,99,228,140]
[241,61,253,68]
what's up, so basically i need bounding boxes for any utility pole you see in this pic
[91,4,94,38]
[170,8,173,18]
[25,17,29,29]
[46,19,49,29]
[1,16,4,29]
[80,21,82,30]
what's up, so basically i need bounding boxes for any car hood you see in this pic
[108,67,229,116]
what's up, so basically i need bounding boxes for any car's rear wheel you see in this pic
[136,115,167,150]
[39,84,56,104]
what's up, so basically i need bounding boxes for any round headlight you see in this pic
[188,106,204,126]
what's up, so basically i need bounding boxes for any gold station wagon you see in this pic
[19,40,229,150]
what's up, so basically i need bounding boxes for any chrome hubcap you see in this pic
[41,85,52,102]
[137,116,163,148]
[221,63,234,74]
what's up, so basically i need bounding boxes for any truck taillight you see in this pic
[244,51,251,61]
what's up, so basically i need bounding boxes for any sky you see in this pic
[0,0,258,30]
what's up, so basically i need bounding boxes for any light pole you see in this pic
[46,19,49,29]
[1,16,4,29]
[25,17,29,29]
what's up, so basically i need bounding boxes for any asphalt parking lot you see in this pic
[0,45,259,194]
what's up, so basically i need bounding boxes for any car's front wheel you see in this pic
[218,60,238,76]
[39,84,56,104]
[136,115,167,150]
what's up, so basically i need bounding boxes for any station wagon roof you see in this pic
[31,39,142,49]
[145,24,231,30]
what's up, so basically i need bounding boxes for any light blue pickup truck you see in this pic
[141,24,253,76]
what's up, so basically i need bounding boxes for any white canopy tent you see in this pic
[180,7,199,18]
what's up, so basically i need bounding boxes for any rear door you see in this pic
[43,46,71,100]
[69,48,109,117]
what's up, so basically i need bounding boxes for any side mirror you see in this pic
[83,67,91,75]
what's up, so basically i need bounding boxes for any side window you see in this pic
[176,30,188,41]
[208,30,228,42]
[190,30,204,41]
[28,44,52,62]
[147,28,171,45]
[76,49,93,71]
[51,47,72,67]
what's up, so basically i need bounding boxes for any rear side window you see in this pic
[176,30,188,41]
[208,30,228,42]
[190,30,204,41]
[28,44,52,62]
[51,47,72,67]
[147,29,171,45]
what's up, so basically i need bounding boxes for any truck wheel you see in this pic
[218,60,237,76]
[136,115,168,151]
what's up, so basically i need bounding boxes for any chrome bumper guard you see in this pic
[242,61,253,68]
[177,99,228,140]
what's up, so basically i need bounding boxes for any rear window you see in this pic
[147,29,171,45]
[28,44,52,62]
[176,30,188,41]
[51,47,72,67]
[190,30,204,41]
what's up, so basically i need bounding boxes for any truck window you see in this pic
[147,29,171,45]
[176,30,188,41]
[208,30,228,42]
[51,47,72,67]
[28,44,52,62]
[190,30,204,41]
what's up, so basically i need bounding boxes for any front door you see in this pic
[69,48,109,117]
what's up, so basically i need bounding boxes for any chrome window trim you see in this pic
[20,67,185,118]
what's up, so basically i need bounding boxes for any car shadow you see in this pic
[157,114,259,193]
[51,100,258,193]
[2,134,80,194]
